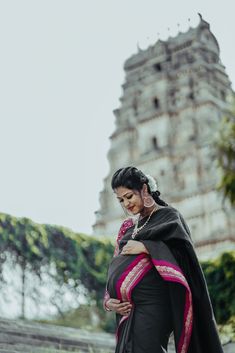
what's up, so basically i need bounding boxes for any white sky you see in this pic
[0,0,234,235]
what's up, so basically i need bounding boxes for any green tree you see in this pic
[0,212,114,319]
[45,224,114,307]
[216,98,235,205]
[202,251,235,324]
[0,214,49,318]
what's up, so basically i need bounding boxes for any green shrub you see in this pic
[202,251,235,324]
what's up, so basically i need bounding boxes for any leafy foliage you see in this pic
[215,98,235,205]
[202,251,235,324]
[0,212,114,317]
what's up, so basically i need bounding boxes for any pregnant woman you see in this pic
[104,166,223,353]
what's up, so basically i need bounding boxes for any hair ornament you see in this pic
[146,174,158,193]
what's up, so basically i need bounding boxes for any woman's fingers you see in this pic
[116,302,132,310]
[119,305,132,316]
[110,299,121,304]
[118,303,132,310]
[121,240,144,255]
[121,246,131,254]
[116,302,132,315]
[107,299,132,314]
[106,298,120,311]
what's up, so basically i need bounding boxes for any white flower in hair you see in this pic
[146,174,158,192]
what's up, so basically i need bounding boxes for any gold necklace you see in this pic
[131,206,158,239]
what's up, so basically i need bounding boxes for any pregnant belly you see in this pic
[107,253,153,302]
[131,267,171,306]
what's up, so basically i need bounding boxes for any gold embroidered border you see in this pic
[156,265,190,289]
[156,265,193,353]
[120,257,151,302]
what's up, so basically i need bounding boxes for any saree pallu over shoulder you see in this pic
[155,261,192,353]
[136,207,223,353]
[141,240,193,353]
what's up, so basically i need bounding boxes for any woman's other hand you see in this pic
[121,240,149,255]
[106,298,132,316]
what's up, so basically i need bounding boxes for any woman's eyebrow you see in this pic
[117,192,132,199]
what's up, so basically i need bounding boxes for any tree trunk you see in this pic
[21,260,26,319]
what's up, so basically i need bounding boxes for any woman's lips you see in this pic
[128,206,134,212]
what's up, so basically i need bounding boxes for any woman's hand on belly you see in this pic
[106,298,132,316]
[121,240,149,255]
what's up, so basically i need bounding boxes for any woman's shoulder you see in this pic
[158,205,191,236]
[156,205,182,220]
[154,205,189,228]
[150,205,192,241]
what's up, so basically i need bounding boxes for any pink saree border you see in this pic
[116,253,149,300]
[115,253,153,341]
[153,259,193,353]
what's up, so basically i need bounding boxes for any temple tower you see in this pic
[93,16,235,259]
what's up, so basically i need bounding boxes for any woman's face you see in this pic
[115,186,144,215]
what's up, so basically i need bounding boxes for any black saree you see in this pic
[104,206,224,353]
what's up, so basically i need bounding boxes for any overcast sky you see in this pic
[0,0,234,235]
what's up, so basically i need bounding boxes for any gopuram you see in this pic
[93,15,235,260]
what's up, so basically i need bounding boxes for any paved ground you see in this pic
[0,317,234,352]
[0,318,115,353]
[223,342,235,353]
